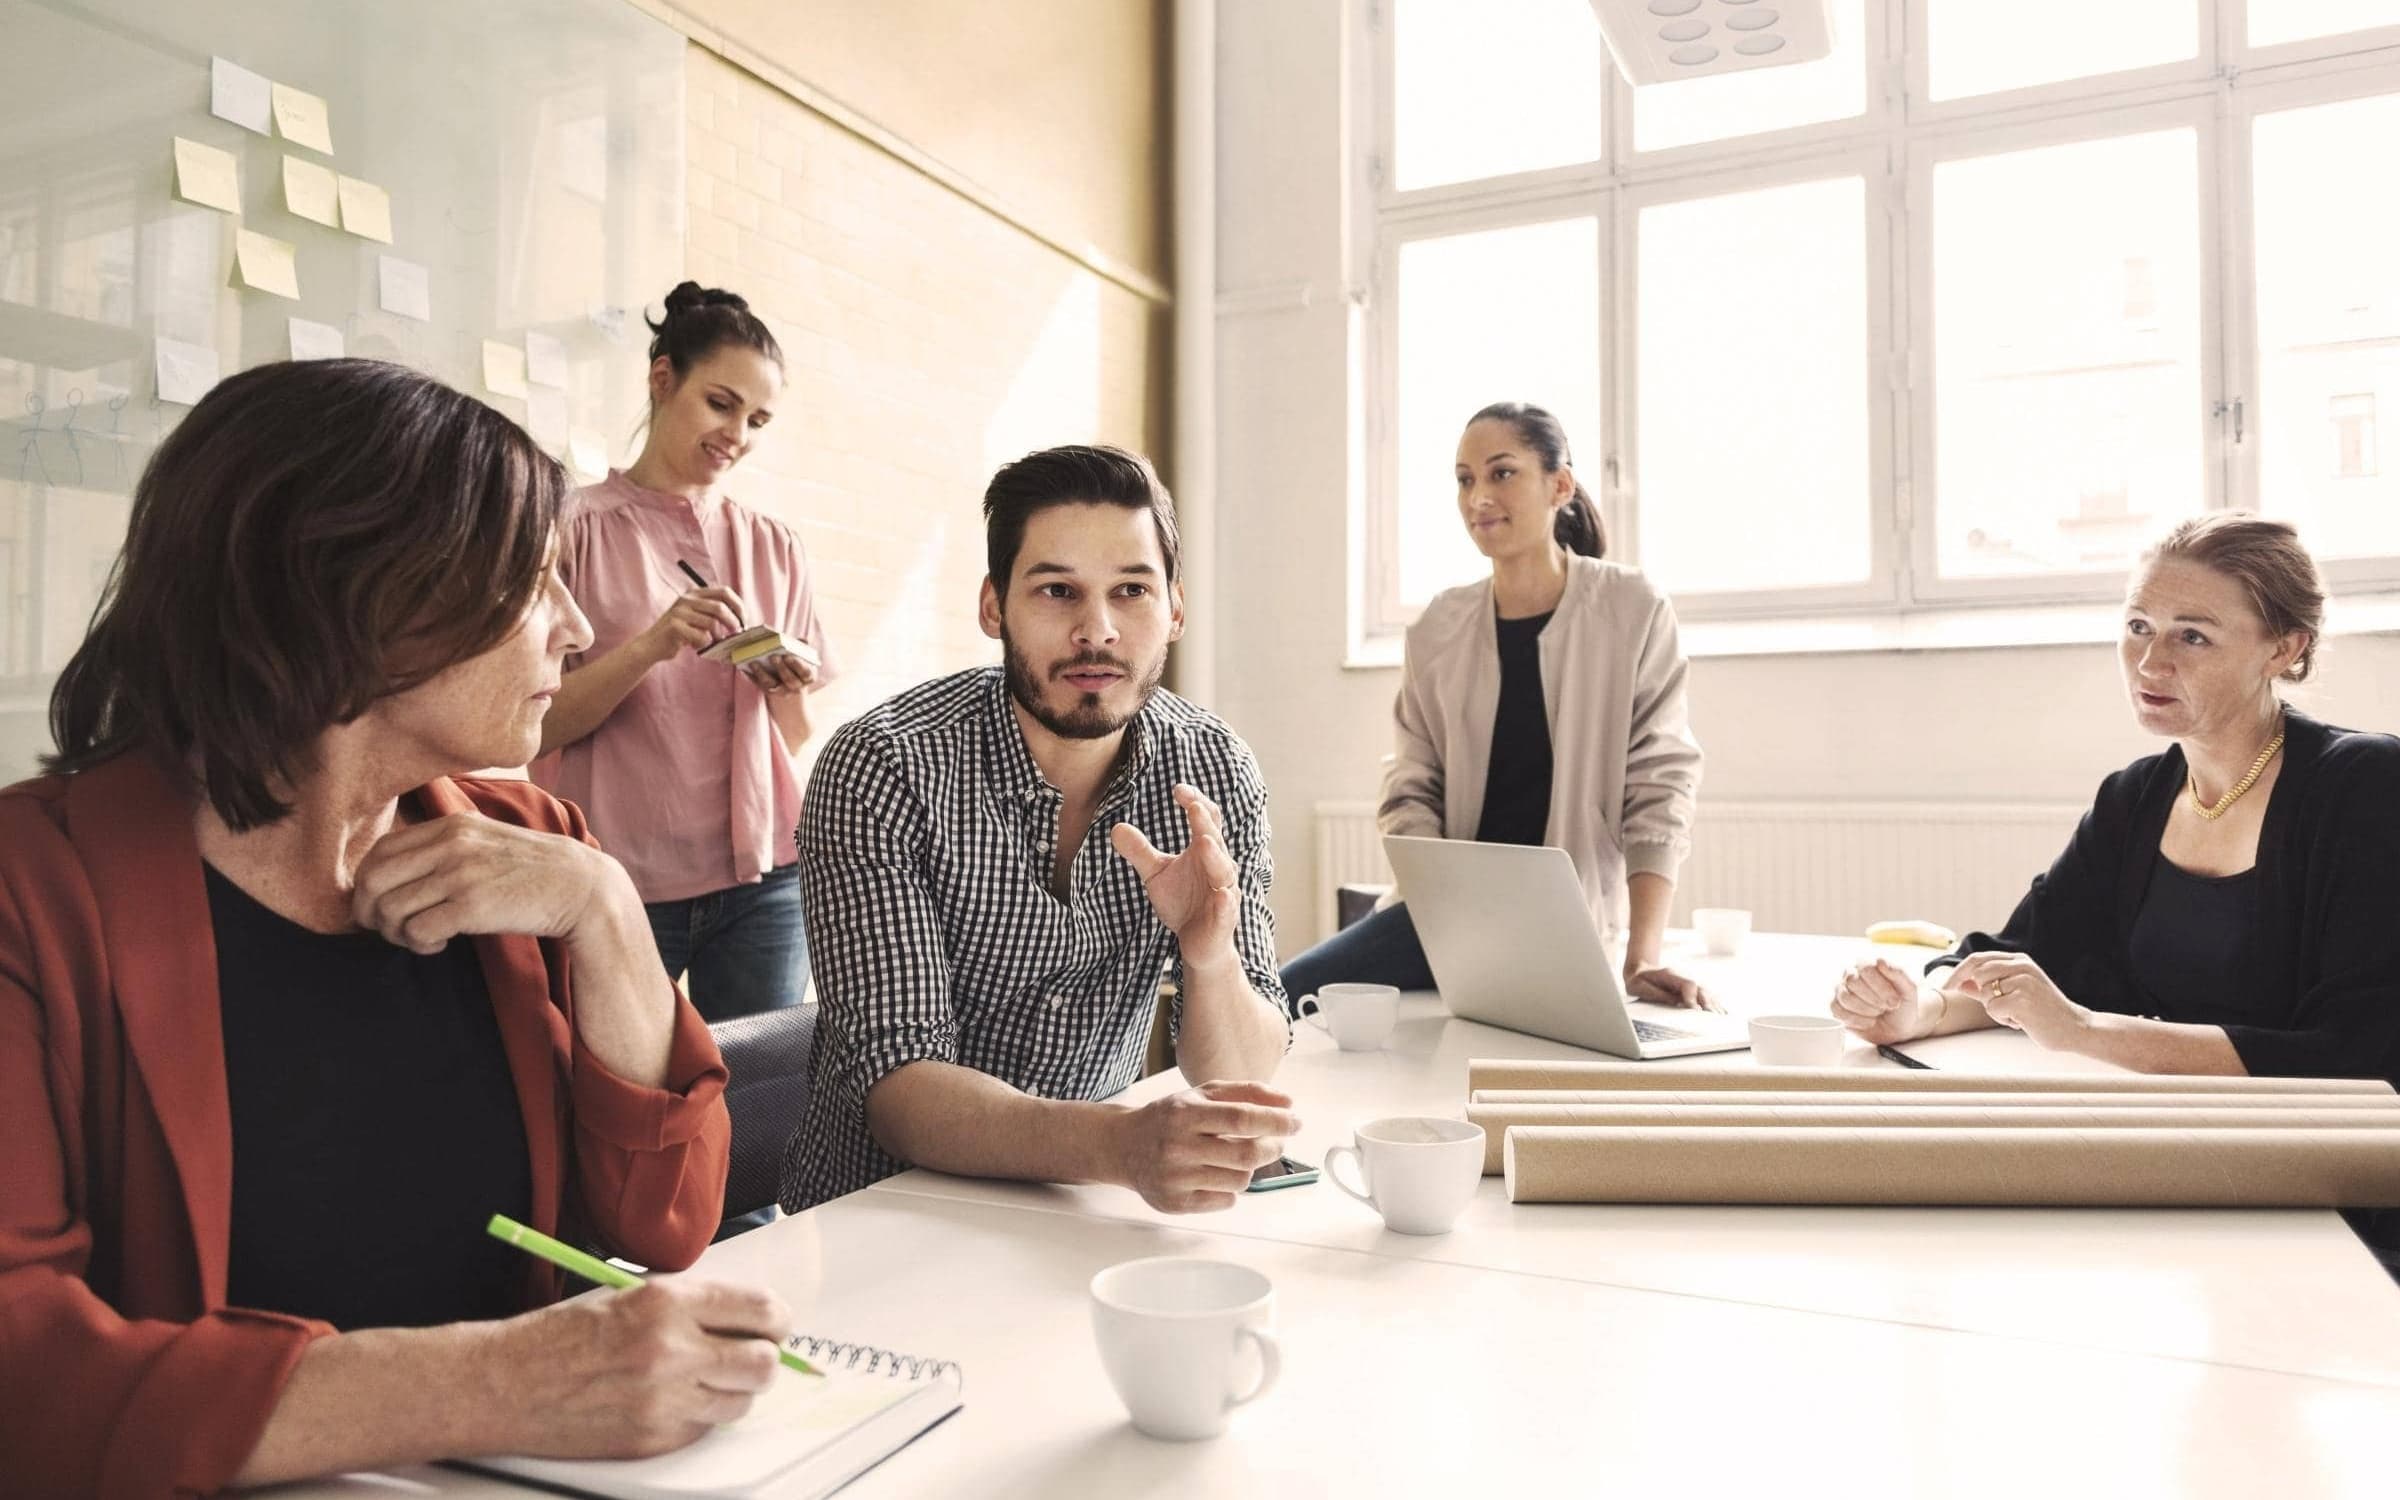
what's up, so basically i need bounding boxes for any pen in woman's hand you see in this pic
[675,559,742,627]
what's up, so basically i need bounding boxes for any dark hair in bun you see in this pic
[645,281,783,382]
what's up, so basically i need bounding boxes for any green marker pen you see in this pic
[485,1213,820,1376]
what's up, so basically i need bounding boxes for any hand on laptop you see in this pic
[1624,957,1718,1012]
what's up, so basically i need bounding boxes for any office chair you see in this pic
[707,1002,818,1238]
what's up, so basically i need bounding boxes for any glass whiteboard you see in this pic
[0,0,684,781]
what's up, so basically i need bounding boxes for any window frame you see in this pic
[1615,146,1902,617]
[1902,94,2228,607]
[1360,0,2400,650]
[2221,54,2400,595]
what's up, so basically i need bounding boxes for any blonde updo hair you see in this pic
[2142,513,2325,683]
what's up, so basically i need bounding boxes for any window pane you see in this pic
[2253,94,2400,561]
[1928,0,2197,102]
[1393,0,1604,190]
[2250,1,2400,47]
[1930,131,2205,580]
[1633,0,1868,153]
[1636,176,1871,594]
[1394,218,1601,607]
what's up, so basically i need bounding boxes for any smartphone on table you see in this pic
[1247,1155,1320,1191]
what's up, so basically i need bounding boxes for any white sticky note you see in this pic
[211,57,273,135]
[271,82,334,154]
[234,228,300,300]
[482,339,529,399]
[282,156,339,227]
[288,317,345,361]
[172,137,241,214]
[567,427,608,478]
[527,388,569,449]
[155,337,222,406]
[336,175,393,243]
[378,254,430,321]
[524,330,568,389]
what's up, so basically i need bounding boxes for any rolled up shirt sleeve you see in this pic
[797,722,963,1120]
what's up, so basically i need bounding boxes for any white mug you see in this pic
[1299,982,1400,1051]
[1089,1257,1281,1441]
[1749,1014,1847,1066]
[1323,1116,1485,1235]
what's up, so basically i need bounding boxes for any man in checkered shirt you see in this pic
[781,445,1297,1213]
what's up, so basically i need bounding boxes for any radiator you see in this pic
[1309,800,2084,943]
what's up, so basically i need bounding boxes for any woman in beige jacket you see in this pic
[1281,402,1709,1010]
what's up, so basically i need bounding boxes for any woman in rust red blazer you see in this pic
[0,360,789,1497]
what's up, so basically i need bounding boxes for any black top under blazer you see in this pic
[1927,709,2400,1086]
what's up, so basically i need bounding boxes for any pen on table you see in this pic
[675,559,744,626]
[485,1213,820,1376]
[1877,1043,1933,1070]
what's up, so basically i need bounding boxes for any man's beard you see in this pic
[1000,623,1165,741]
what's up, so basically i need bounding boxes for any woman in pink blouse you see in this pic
[534,283,837,1021]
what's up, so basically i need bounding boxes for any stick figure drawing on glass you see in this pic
[16,394,51,487]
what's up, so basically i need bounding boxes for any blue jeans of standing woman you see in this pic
[1276,903,1436,1019]
[644,862,810,1023]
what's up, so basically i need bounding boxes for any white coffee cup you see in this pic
[1299,982,1400,1052]
[1323,1115,1485,1235]
[1089,1257,1281,1441]
[1693,907,1753,957]
[1749,1014,1847,1066]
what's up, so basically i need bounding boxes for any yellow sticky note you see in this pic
[283,156,339,227]
[482,339,529,399]
[336,175,393,244]
[234,228,301,300]
[271,82,334,154]
[172,137,241,214]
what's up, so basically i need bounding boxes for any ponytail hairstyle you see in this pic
[1468,400,1605,559]
[644,281,783,388]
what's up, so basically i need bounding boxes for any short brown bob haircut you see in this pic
[46,358,568,830]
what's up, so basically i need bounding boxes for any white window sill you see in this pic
[1344,592,2400,668]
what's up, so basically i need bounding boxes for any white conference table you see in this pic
[871,932,2400,1389]
[274,932,2400,1498]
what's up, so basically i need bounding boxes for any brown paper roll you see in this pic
[1501,1125,2400,1207]
[1466,1058,2396,1096]
[1466,1103,2400,1174]
[1468,1088,2400,1110]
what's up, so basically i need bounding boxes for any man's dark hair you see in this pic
[982,444,1181,592]
[45,357,567,830]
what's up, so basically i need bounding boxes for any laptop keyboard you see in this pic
[1632,1018,1697,1043]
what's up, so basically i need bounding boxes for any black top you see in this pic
[209,863,533,1330]
[1476,610,1555,847]
[2126,859,2260,1026]
[1930,711,2400,1086]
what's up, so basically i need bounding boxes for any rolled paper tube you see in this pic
[1467,1088,2400,1110]
[1501,1125,2400,1207]
[1466,1103,2400,1174]
[1465,1058,2396,1096]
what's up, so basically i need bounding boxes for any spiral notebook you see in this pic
[452,1337,963,1500]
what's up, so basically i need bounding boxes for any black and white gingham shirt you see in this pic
[780,667,1286,1210]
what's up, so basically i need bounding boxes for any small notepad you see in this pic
[453,1337,961,1499]
[698,625,819,673]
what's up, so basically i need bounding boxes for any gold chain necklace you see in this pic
[2189,714,2286,821]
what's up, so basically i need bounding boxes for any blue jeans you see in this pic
[645,864,809,1024]
[1277,903,1435,1019]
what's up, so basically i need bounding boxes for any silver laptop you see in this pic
[1383,835,1750,1059]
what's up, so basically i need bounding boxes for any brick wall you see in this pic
[678,48,1167,763]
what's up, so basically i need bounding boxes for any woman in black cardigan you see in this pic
[1831,514,2400,1087]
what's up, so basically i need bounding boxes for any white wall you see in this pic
[1209,0,2400,958]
